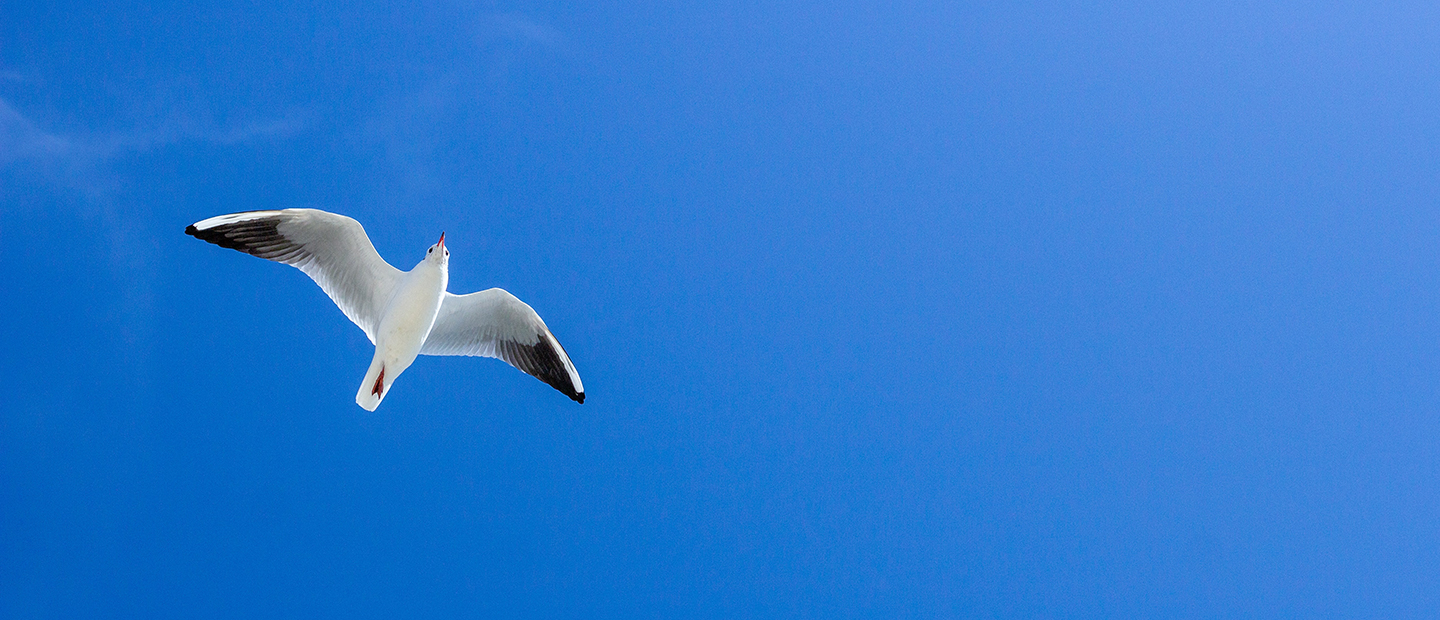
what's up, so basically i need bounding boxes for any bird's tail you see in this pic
[356,353,388,411]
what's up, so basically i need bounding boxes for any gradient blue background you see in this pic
[4,1,1440,617]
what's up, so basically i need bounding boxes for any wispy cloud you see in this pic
[479,12,565,48]
[0,95,307,194]
[0,98,72,162]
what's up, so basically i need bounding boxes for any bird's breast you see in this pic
[376,269,446,355]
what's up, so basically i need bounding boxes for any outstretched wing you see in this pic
[420,288,585,403]
[185,209,403,343]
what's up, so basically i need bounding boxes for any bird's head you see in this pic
[425,231,449,267]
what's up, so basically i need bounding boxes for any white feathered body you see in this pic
[356,258,448,411]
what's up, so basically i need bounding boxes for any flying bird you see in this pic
[185,208,585,410]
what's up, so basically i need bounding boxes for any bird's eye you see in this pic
[428,248,432,254]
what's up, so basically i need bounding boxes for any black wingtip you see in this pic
[184,224,199,237]
[574,392,585,404]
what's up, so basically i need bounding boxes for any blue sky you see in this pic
[4,0,1440,617]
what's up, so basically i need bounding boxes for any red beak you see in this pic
[438,232,446,247]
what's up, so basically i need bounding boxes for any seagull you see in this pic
[185,208,584,410]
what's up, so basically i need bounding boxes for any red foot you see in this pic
[371,365,385,397]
